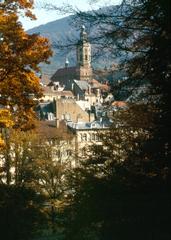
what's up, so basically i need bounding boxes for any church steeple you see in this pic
[77,25,91,68]
[65,57,69,68]
[80,25,88,42]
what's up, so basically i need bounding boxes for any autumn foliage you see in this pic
[0,109,13,147]
[0,0,52,137]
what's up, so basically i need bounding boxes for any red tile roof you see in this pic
[112,101,127,107]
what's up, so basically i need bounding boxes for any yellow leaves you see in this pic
[0,137,5,149]
[24,9,36,20]
[10,128,38,147]
[0,0,36,19]
[15,108,38,131]
[0,109,14,128]
[0,1,52,131]
[22,34,53,70]
[0,109,14,149]
[0,11,52,72]
[17,0,34,9]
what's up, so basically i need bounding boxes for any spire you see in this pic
[76,25,92,80]
[65,57,69,68]
[80,25,88,42]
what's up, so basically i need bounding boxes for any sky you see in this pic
[21,0,122,30]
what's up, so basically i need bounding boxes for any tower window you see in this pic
[85,55,88,60]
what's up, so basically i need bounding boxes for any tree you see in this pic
[0,109,13,148]
[64,104,171,240]
[0,0,52,130]
[52,0,171,188]
[29,122,74,234]
[0,184,47,240]
[51,3,171,237]
[0,3,53,238]
[0,129,40,185]
[50,0,170,103]
[0,124,74,237]
[33,141,72,234]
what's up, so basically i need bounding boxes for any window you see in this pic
[81,133,87,141]
[91,133,96,141]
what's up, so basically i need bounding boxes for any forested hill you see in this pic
[28,5,120,77]
[28,15,77,77]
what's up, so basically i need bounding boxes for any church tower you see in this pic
[76,25,92,80]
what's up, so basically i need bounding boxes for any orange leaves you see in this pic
[0,1,52,130]
[0,0,36,19]
[15,0,34,11]
[15,0,34,9]
[0,109,14,149]
[21,33,52,72]
[0,137,5,148]
[0,11,52,72]
[14,107,38,131]
[0,109,14,128]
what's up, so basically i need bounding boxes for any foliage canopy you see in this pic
[0,0,52,132]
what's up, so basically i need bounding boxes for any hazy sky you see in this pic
[21,0,122,30]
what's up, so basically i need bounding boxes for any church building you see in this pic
[51,25,93,86]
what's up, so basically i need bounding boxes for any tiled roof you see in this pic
[89,79,101,88]
[42,86,74,97]
[74,80,89,91]
[112,101,127,107]
[100,84,110,91]
[89,79,110,91]
[36,121,73,140]
[51,67,78,81]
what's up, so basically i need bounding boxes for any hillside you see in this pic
[28,15,78,77]
[28,5,144,102]
[28,6,120,77]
